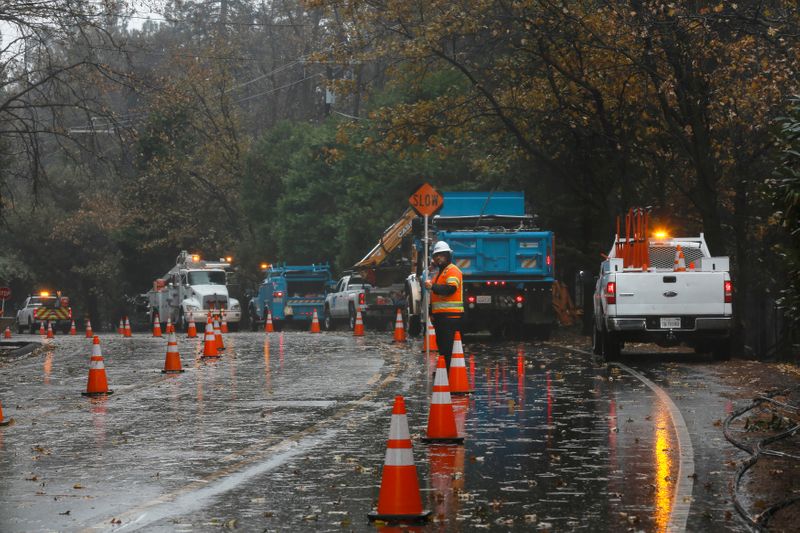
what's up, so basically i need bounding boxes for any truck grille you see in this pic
[203,295,228,309]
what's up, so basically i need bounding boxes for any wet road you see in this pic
[0,330,751,531]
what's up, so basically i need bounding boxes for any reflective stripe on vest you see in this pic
[431,263,464,314]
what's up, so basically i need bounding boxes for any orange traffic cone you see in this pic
[152,313,162,337]
[3,326,11,339]
[202,317,219,358]
[187,316,197,338]
[166,317,173,334]
[0,398,13,426]
[69,320,77,335]
[368,396,431,523]
[353,308,365,337]
[46,322,54,339]
[85,319,93,338]
[39,322,46,335]
[421,315,438,352]
[393,309,406,343]
[310,309,321,333]
[220,311,229,333]
[118,318,124,335]
[265,311,274,333]
[448,332,473,394]
[82,336,113,396]
[162,329,184,373]
[422,355,464,444]
[674,244,686,272]
[213,315,225,351]
[124,317,132,337]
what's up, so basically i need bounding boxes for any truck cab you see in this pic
[249,264,333,330]
[148,252,241,330]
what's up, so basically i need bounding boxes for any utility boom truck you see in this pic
[592,209,733,360]
[147,251,241,331]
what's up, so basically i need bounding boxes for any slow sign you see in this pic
[409,183,443,217]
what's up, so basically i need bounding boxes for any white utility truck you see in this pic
[147,251,241,331]
[593,221,733,360]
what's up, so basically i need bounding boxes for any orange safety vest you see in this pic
[431,263,464,314]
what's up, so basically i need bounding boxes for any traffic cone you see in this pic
[393,309,406,343]
[187,316,197,338]
[124,317,132,337]
[265,311,274,333]
[214,315,225,351]
[448,332,473,394]
[421,316,438,352]
[0,398,13,426]
[422,355,464,444]
[3,326,11,339]
[82,336,113,397]
[69,320,77,335]
[166,316,173,334]
[39,322,46,335]
[310,309,321,333]
[46,322,54,339]
[674,245,686,272]
[353,309,365,337]
[152,314,162,337]
[368,396,431,523]
[85,319,93,338]
[162,330,185,373]
[220,311,228,333]
[202,318,219,358]
[118,318,124,335]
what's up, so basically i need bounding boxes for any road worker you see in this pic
[425,241,463,368]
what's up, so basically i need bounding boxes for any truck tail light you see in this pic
[467,295,476,303]
[724,280,732,303]
[606,281,616,305]
[273,291,284,299]
[68,307,73,319]
[546,255,552,267]
[515,295,524,303]
[359,293,365,305]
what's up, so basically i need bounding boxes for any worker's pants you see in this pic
[431,314,463,369]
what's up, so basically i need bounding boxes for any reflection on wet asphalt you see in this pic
[0,332,748,531]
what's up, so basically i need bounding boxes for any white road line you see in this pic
[545,343,695,533]
[613,362,694,533]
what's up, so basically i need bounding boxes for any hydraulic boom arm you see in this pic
[353,208,417,272]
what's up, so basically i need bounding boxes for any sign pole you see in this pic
[424,214,429,362]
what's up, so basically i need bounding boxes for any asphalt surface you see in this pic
[0,329,770,531]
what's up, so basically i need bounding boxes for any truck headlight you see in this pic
[231,303,240,311]
[185,305,200,312]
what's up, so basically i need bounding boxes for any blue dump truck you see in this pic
[432,191,556,339]
[248,264,333,331]
[354,190,556,339]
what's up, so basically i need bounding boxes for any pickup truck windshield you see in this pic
[287,280,326,297]
[188,271,226,286]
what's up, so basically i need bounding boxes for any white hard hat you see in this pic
[432,241,453,255]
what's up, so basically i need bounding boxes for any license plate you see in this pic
[660,317,681,329]
[476,295,492,304]
[284,306,293,316]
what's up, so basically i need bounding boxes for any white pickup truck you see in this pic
[323,274,369,330]
[592,234,733,360]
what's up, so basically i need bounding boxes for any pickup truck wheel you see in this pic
[324,306,335,331]
[601,327,621,360]
[348,305,356,331]
[592,326,603,355]
[16,322,25,334]
[28,320,36,334]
